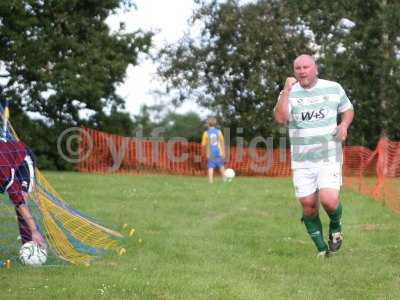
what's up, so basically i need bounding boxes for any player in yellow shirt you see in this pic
[201,117,225,183]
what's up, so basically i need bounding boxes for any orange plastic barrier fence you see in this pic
[77,127,291,176]
[78,128,400,213]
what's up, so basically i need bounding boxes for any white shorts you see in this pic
[292,164,342,198]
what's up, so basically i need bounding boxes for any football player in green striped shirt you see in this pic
[274,54,354,257]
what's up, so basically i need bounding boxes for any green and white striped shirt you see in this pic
[288,79,353,169]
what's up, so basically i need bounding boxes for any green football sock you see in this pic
[303,214,328,252]
[328,202,342,234]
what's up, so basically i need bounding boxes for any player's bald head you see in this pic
[293,54,317,69]
[293,54,318,88]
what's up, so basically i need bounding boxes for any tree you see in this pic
[288,0,400,146]
[131,104,161,138]
[158,0,313,143]
[158,111,204,142]
[0,0,152,124]
[0,0,152,168]
[158,0,400,147]
[87,108,136,136]
[132,104,204,142]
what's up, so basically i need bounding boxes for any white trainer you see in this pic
[316,250,329,258]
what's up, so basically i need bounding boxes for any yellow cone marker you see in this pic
[129,228,136,237]
[119,248,127,256]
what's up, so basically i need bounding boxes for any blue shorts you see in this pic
[15,155,35,193]
[208,157,224,169]
[0,155,35,194]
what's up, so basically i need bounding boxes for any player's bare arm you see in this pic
[17,203,46,248]
[333,109,355,142]
[274,77,297,124]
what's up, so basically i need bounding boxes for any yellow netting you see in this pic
[32,179,123,265]
[2,115,125,265]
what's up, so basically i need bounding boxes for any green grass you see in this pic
[1,172,400,299]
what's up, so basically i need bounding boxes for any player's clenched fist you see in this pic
[283,77,297,92]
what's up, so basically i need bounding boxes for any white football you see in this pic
[224,168,235,181]
[19,241,47,266]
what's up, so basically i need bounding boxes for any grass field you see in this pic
[1,172,400,299]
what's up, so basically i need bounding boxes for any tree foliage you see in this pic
[290,0,400,146]
[86,108,136,136]
[158,0,400,147]
[0,0,152,123]
[131,105,204,142]
[158,111,204,142]
[0,0,152,168]
[158,0,313,142]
